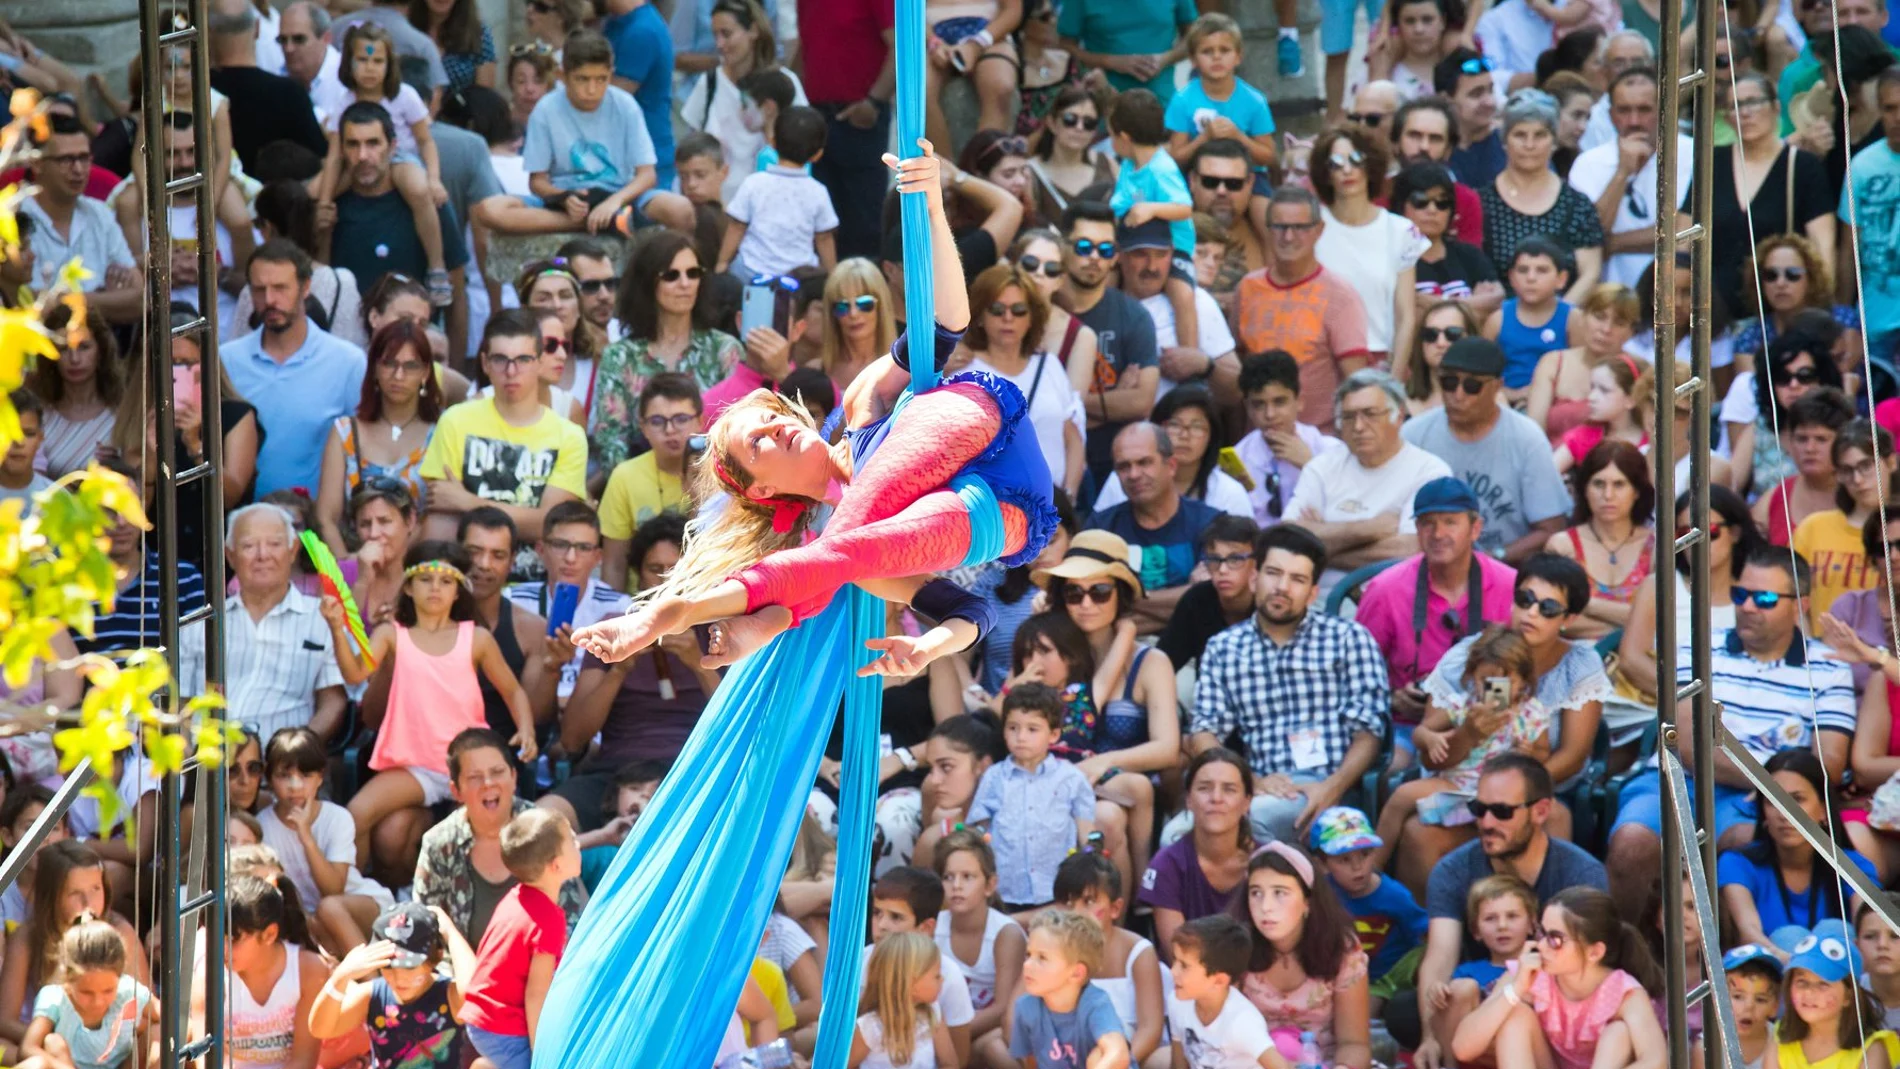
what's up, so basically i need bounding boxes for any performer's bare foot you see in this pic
[702,606,794,668]
[573,596,692,663]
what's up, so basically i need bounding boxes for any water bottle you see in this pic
[1297,1030,1324,1069]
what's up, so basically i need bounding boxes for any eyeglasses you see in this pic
[1439,372,1491,395]
[1201,552,1252,572]
[1347,111,1387,128]
[1198,174,1247,192]
[1460,56,1498,75]
[542,336,569,355]
[1843,457,1882,482]
[1730,585,1788,609]
[989,301,1030,318]
[1420,326,1466,344]
[380,359,428,376]
[578,275,619,295]
[643,413,698,433]
[544,538,601,556]
[1166,420,1211,439]
[750,273,800,293]
[1761,266,1806,283]
[1407,192,1454,211]
[1018,254,1064,277]
[361,475,411,498]
[276,32,312,47]
[1062,582,1116,605]
[42,151,92,169]
[485,351,540,372]
[1072,239,1117,259]
[1327,150,1366,172]
[1771,364,1821,386]
[660,266,706,282]
[833,295,878,316]
[1465,799,1530,820]
[1735,95,1774,112]
[1514,588,1567,617]
[1714,53,1732,69]
[1058,111,1100,131]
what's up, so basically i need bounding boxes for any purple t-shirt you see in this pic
[1136,838,1240,920]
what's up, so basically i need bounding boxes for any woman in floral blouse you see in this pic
[590,231,741,472]
[1233,842,1372,1069]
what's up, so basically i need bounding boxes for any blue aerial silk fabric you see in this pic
[533,3,937,1065]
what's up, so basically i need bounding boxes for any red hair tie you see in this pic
[714,459,809,534]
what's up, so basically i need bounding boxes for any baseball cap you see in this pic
[1115,217,1173,253]
[1413,477,1481,519]
[370,901,440,969]
[1721,944,1785,982]
[1785,919,1859,985]
[1440,336,1506,377]
[1308,807,1382,856]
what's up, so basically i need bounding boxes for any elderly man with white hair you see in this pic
[181,503,347,743]
[1580,30,1656,152]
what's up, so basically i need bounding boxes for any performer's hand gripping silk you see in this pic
[530,141,1057,1069]
[573,144,1059,674]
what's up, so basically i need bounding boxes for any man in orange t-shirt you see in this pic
[1235,187,1371,433]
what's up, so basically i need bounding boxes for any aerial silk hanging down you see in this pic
[528,3,1048,1066]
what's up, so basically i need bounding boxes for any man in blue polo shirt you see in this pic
[224,239,368,496]
[1087,420,1219,631]
[1603,546,1856,907]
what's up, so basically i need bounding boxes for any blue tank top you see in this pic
[1496,299,1572,389]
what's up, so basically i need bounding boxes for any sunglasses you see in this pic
[1062,582,1117,605]
[1264,470,1284,519]
[751,273,801,293]
[833,294,878,316]
[1421,326,1466,344]
[1460,56,1498,75]
[1540,929,1570,950]
[510,40,556,57]
[659,266,706,282]
[542,336,568,354]
[1346,111,1387,128]
[1407,191,1454,211]
[1465,800,1531,820]
[1771,364,1821,386]
[1199,174,1248,192]
[232,760,266,778]
[1327,150,1367,172]
[977,135,1030,170]
[1058,111,1100,131]
[578,276,619,295]
[989,301,1031,318]
[1439,372,1490,395]
[1730,585,1788,609]
[1072,238,1117,259]
[1514,588,1567,618]
[1018,254,1064,278]
[1761,266,1806,283]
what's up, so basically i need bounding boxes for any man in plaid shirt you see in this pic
[1180,523,1390,846]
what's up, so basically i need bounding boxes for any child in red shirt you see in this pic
[460,808,581,1069]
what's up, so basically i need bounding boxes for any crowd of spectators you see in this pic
[6,0,1900,1065]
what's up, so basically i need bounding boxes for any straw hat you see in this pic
[1030,529,1147,600]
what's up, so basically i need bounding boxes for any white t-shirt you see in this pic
[966,352,1083,490]
[1624,326,1735,370]
[1168,989,1274,1069]
[258,801,393,911]
[1284,439,1450,535]
[681,65,809,203]
[67,755,159,841]
[1091,467,1254,520]
[1313,207,1429,354]
[728,166,840,277]
[505,576,632,698]
[860,943,974,1028]
[1233,425,1346,527]
[318,83,431,157]
[1138,286,1237,401]
[1567,134,1696,287]
[856,1012,938,1069]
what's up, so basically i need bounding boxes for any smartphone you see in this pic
[547,582,582,637]
[1482,676,1511,706]
[1216,446,1255,491]
[172,363,201,407]
[741,281,787,337]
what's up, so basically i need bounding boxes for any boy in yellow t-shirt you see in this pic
[601,373,701,590]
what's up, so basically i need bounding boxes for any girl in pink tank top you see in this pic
[321,541,537,869]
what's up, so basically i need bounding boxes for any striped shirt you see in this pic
[505,578,631,698]
[1672,628,1856,765]
[210,585,345,743]
[77,551,207,657]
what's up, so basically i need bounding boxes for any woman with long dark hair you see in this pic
[592,232,741,472]
[1140,748,1253,962]
[1090,387,1252,518]
[1721,748,1871,943]
[316,319,444,556]
[1725,319,1845,499]
[410,0,495,92]
[32,304,123,479]
[1231,843,1371,1068]
[1544,440,1656,637]
[1792,420,1896,625]
[680,0,805,202]
[1026,84,1117,223]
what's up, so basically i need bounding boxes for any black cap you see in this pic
[1114,217,1173,253]
[370,902,439,969]
[1441,336,1506,377]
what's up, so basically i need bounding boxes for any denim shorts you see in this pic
[466,1023,533,1069]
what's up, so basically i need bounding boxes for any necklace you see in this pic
[1589,520,1641,565]
[389,414,419,442]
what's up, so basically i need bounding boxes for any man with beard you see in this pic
[224,239,368,496]
[1403,754,1607,1066]
[1189,139,1265,303]
[328,101,470,300]
[1181,523,1387,848]
[1062,201,1160,489]
[559,236,621,341]
[1385,97,1485,246]
[1156,514,1261,672]
[1567,67,1694,287]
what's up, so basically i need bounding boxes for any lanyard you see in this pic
[1411,560,1485,680]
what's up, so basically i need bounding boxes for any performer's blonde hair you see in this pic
[644,389,824,603]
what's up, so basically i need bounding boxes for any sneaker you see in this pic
[1278,33,1303,78]
[427,268,452,307]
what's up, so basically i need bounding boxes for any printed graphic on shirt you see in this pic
[1181,1026,1214,1069]
[461,437,560,507]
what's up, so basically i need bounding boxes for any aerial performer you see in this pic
[528,128,1061,1069]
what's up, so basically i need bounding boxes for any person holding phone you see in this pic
[503,499,633,704]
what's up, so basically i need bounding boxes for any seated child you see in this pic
[308,901,479,1068]
[1861,902,1900,1031]
[17,920,156,1069]
[869,866,976,1065]
[932,830,1025,1068]
[1010,910,1131,1069]
[676,132,730,210]
[967,683,1097,913]
[1481,236,1576,402]
[1422,874,1536,1065]
[851,931,955,1069]
[460,808,582,1069]
[1308,807,1426,1012]
[576,760,668,894]
[1374,627,1550,869]
[1773,919,1900,1069]
[717,105,839,278]
[1721,945,1781,1069]
[1051,852,1165,1064]
[255,727,394,956]
[1167,914,1281,1069]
